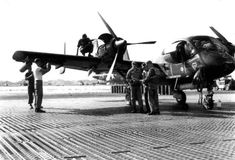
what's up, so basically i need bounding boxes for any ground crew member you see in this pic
[25,63,35,109]
[34,58,51,113]
[126,61,144,113]
[143,61,161,115]
[142,62,150,113]
[76,34,93,57]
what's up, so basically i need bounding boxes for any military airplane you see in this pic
[13,13,235,110]
[159,29,235,109]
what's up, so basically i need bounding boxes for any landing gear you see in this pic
[198,81,214,110]
[125,86,131,105]
[174,90,186,104]
[202,92,214,110]
[173,90,188,110]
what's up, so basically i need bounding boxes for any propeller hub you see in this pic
[114,40,126,48]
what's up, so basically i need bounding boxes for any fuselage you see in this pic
[161,36,235,81]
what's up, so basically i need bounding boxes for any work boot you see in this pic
[131,109,137,113]
[29,104,33,109]
[140,108,145,113]
[35,108,46,113]
[148,110,160,115]
[148,112,155,115]
[131,106,137,113]
[156,109,160,115]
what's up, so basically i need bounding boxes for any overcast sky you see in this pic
[1,0,235,82]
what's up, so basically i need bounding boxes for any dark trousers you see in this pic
[144,86,150,112]
[148,88,159,113]
[130,85,143,111]
[80,44,93,56]
[27,86,34,104]
[35,80,43,109]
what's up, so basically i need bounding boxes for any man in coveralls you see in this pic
[126,61,144,113]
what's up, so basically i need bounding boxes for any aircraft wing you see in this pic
[13,50,167,78]
[13,50,134,74]
[13,51,101,72]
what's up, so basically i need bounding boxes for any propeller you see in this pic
[98,12,118,40]
[98,12,156,81]
[106,52,118,81]
[55,42,66,74]
[59,43,66,74]
[127,41,156,45]
[210,26,229,44]
[210,26,235,56]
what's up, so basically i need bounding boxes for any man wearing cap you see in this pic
[76,34,93,57]
[126,61,144,113]
[34,58,51,113]
[143,60,161,115]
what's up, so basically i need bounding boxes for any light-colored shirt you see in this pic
[34,67,43,80]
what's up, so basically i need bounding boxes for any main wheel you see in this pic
[175,90,186,105]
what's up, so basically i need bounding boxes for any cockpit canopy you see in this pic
[162,40,195,63]
[189,36,229,53]
[162,36,229,64]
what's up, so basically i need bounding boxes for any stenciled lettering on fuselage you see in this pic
[168,54,201,79]
[168,63,186,78]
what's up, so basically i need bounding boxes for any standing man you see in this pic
[126,61,144,113]
[142,62,150,113]
[34,58,51,113]
[25,63,35,109]
[76,34,93,57]
[143,61,161,115]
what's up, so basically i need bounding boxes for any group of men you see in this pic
[23,34,160,115]
[23,59,51,113]
[126,60,161,115]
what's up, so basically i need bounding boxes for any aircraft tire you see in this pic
[125,92,131,106]
[175,90,186,105]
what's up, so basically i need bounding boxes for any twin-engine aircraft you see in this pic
[160,28,235,109]
[13,13,235,110]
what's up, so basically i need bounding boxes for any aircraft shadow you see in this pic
[47,102,235,118]
[161,102,235,118]
[47,106,132,116]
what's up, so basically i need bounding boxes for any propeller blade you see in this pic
[127,41,156,45]
[98,12,118,39]
[60,42,66,74]
[210,26,229,43]
[59,67,65,74]
[106,53,118,81]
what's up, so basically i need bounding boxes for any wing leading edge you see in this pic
[13,50,167,79]
[13,51,101,72]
